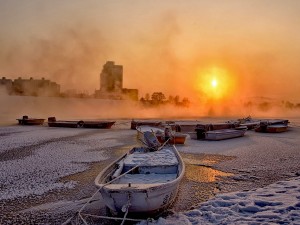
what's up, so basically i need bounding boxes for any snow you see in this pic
[0,126,125,200]
[140,177,300,225]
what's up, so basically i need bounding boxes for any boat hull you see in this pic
[205,129,246,140]
[255,120,289,133]
[82,121,115,129]
[131,121,162,130]
[156,133,187,144]
[100,181,179,214]
[47,118,115,129]
[255,124,288,133]
[48,121,82,128]
[17,118,45,125]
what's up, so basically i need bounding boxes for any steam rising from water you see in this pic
[0,94,299,126]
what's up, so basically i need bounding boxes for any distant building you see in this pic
[0,77,13,94]
[0,77,60,97]
[95,61,138,100]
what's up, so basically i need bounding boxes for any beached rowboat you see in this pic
[205,129,247,140]
[131,120,162,130]
[136,125,187,145]
[17,115,45,125]
[95,132,185,214]
[47,117,115,129]
[255,121,288,133]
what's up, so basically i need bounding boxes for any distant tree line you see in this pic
[140,92,190,107]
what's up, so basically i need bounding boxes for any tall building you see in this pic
[95,61,138,100]
[100,61,123,93]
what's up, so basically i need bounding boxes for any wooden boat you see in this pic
[47,117,115,129]
[17,115,45,125]
[95,132,185,215]
[205,129,246,140]
[82,121,115,129]
[239,117,260,129]
[136,125,187,145]
[190,126,247,140]
[255,121,288,133]
[171,122,198,133]
[131,120,162,130]
[155,132,187,145]
[188,132,197,140]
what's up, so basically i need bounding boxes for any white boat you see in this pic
[137,125,187,144]
[205,129,246,140]
[95,131,185,215]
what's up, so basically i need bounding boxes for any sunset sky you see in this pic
[1,0,300,102]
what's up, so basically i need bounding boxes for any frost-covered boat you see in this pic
[17,115,45,125]
[136,125,187,145]
[47,117,115,129]
[95,132,185,215]
[204,129,247,140]
[130,120,162,130]
[255,120,289,133]
[189,126,247,140]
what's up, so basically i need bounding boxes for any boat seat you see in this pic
[123,148,178,174]
[115,173,177,184]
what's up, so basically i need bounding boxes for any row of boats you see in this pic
[17,115,290,141]
[17,116,115,129]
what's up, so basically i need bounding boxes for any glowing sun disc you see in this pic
[211,79,217,88]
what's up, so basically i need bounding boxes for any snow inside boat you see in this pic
[95,131,185,214]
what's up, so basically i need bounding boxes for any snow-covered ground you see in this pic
[140,177,300,225]
[0,125,130,200]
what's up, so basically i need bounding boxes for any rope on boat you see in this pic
[120,193,132,225]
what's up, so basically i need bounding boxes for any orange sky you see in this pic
[1,0,300,103]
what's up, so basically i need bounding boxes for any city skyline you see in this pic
[1,0,300,105]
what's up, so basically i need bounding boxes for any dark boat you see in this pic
[255,120,289,133]
[131,119,162,130]
[189,123,246,140]
[17,115,45,125]
[47,117,115,129]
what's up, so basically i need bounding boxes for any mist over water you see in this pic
[1,94,299,126]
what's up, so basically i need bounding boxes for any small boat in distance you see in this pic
[255,120,289,133]
[189,124,247,140]
[131,119,162,130]
[205,129,247,140]
[226,116,260,130]
[95,131,185,215]
[136,125,187,144]
[47,117,115,129]
[17,115,45,125]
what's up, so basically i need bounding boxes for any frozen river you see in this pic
[0,118,300,224]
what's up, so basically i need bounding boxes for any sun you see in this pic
[211,79,218,88]
[195,66,236,100]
